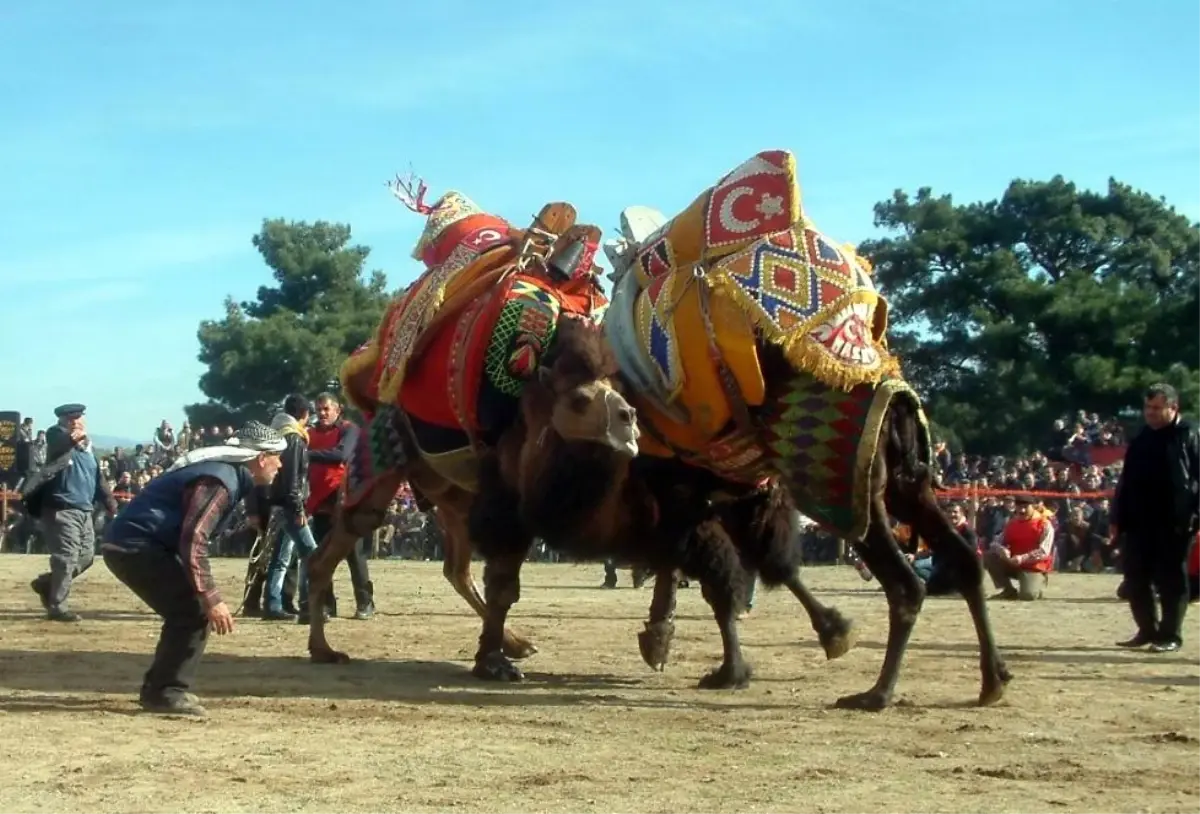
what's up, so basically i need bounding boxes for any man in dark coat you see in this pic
[101,421,286,716]
[1111,384,1200,653]
[21,404,117,621]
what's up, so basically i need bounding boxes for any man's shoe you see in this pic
[1116,633,1154,648]
[30,577,51,612]
[261,609,295,621]
[47,609,81,623]
[1149,640,1181,653]
[139,694,206,717]
[353,602,375,621]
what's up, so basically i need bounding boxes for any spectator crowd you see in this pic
[4,406,1128,576]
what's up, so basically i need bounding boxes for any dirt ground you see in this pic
[0,556,1196,814]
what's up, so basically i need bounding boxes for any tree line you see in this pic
[187,175,1199,456]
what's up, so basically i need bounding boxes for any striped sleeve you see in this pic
[179,477,231,610]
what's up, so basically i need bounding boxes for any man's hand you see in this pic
[69,428,87,444]
[207,602,235,635]
[1109,524,1119,543]
[295,513,307,527]
[246,514,261,530]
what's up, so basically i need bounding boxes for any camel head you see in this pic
[531,314,640,458]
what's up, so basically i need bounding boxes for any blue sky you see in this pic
[2,0,1197,442]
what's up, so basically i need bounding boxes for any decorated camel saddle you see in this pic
[604,149,924,540]
[340,175,608,498]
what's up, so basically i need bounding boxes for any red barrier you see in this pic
[939,487,1113,500]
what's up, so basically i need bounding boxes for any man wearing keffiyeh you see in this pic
[101,421,286,717]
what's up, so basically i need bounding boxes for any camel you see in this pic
[592,150,1011,710]
[307,313,645,677]
[303,183,641,669]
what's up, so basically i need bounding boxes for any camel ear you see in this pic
[536,366,553,387]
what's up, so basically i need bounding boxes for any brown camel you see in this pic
[305,313,641,672]
[585,151,1010,710]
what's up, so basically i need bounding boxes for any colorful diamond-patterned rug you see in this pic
[762,373,928,542]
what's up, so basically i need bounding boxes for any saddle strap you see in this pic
[446,294,491,452]
[697,280,756,438]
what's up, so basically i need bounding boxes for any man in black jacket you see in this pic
[22,404,117,621]
[262,394,318,620]
[1111,384,1200,653]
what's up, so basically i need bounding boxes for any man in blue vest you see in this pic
[24,403,117,621]
[101,421,286,717]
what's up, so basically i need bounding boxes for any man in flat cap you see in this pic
[101,421,287,716]
[21,403,117,621]
[983,492,1054,600]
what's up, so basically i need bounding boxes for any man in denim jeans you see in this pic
[262,394,318,621]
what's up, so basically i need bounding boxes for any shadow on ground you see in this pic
[0,649,798,713]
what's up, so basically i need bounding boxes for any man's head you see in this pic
[283,393,311,424]
[1014,494,1037,518]
[54,403,87,435]
[314,392,341,427]
[232,421,288,486]
[948,503,966,527]
[1143,383,1179,430]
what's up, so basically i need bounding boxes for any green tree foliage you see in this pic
[860,176,1199,456]
[186,220,390,426]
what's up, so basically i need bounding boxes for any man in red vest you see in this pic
[307,392,374,620]
[983,493,1053,600]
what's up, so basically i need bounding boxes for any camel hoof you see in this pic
[834,689,890,711]
[472,650,525,682]
[637,620,675,671]
[978,662,1012,706]
[818,613,858,661]
[697,662,752,690]
[502,633,538,661]
[310,649,351,665]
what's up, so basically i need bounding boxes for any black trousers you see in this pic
[310,512,373,608]
[1124,528,1192,644]
[102,546,208,700]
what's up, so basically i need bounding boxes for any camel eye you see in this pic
[569,392,591,412]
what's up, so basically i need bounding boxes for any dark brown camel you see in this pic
[616,339,1011,709]
[305,314,641,672]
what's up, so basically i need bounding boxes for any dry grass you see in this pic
[0,555,1197,813]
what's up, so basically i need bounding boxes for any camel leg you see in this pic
[466,452,536,680]
[638,568,678,670]
[908,482,1011,706]
[834,473,925,711]
[686,519,753,690]
[471,544,533,681]
[783,571,858,660]
[435,501,538,660]
[720,489,857,661]
[307,473,401,664]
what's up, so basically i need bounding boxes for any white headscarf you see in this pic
[166,421,287,472]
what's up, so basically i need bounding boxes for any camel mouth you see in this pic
[604,428,640,458]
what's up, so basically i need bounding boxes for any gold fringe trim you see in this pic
[705,272,901,393]
[847,378,917,542]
